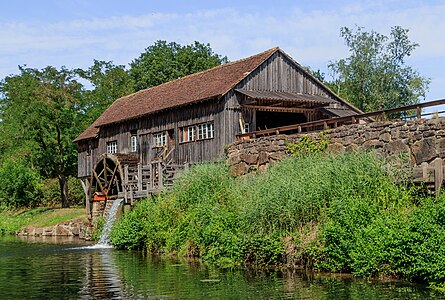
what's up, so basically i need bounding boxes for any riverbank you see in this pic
[0,207,90,236]
[110,151,445,288]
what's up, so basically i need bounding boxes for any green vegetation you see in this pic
[129,41,228,91]
[111,152,445,287]
[0,207,86,235]
[328,26,430,113]
[286,132,329,155]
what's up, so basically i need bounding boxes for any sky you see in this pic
[1,0,444,102]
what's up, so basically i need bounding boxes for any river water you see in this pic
[0,235,443,299]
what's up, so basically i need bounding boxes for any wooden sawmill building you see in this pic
[74,47,360,216]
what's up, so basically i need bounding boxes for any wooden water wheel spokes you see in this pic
[89,153,139,200]
[88,153,138,218]
[90,154,122,201]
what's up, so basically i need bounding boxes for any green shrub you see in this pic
[41,178,60,207]
[67,176,85,206]
[286,132,329,155]
[91,216,106,242]
[0,158,43,208]
[41,176,85,207]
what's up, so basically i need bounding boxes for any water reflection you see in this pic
[0,236,444,299]
[77,248,128,299]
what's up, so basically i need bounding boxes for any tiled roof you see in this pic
[74,48,278,142]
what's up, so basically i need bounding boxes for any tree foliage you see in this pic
[0,66,85,207]
[76,60,134,121]
[129,40,228,91]
[0,158,43,208]
[328,26,430,113]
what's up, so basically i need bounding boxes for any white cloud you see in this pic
[1,1,444,99]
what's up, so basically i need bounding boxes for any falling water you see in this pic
[97,198,124,247]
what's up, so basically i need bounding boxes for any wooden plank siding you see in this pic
[77,50,354,179]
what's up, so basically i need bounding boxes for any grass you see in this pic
[0,207,87,235]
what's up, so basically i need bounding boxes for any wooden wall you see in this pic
[77,139,98,179]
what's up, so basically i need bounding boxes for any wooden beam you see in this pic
[241,105,316,113]
[92,170,105,192]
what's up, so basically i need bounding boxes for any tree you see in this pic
[76,60,134,122]
[328,26,430,113]
[129,40,228,91]
[0,66,85,207]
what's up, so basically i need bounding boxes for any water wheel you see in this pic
[88,153,138,218]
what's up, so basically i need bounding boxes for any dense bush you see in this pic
[111,152,445,286]
[34,176,84,207]
[0,159,43,208]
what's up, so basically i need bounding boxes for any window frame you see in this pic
[106,140,118,154]
[243,123,250,134]
[180,121,214,143]
[153,131,167,148]
[130,135,138,152]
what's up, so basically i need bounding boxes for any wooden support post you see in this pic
[421,162,429,181]
[276,129,280,135]
[334,122,338,128]
[137,163,142,192]
[129,184,134,205]
[298,126,302,133]
[148,163,152,191]
[80,178,90,217]
[124,165,129,203]
[323,121,328,130]
[416,106,422,119]
[435,158,443,195]
[351,116,356,124]
[158,162,163,189]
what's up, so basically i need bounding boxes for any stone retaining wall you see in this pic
[17,220,94,240]
[226,117,445,176]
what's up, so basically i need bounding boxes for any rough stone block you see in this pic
[227,153,241,165]
[411,137,437,164]
[363,140,384,150]
[423,130,435,138]
[379,133,392,142]
[384,140,410,156]
[345,143,359,152]
[327,143,345,154]
[240,152,258,164]
[269,152,286,161]
[258,151,270,165]
[364,131,379,140]
[230,162,249,177]
[54,225,70,236]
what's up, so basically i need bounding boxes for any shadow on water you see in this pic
[0,235,444,299]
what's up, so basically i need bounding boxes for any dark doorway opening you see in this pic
[256,111,307,131]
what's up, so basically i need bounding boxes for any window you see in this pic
[131,135,138,152]
[244,123,250,134]
[87,142,92,156]
[154,132,167,147]
[107,141,118,154]
[197,122,214,140]
[180,122,214,143]
[187,126,195,142]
